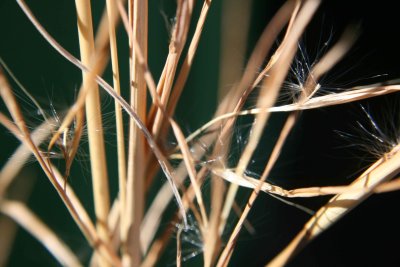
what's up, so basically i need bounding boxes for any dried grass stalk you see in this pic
[3,0,400,266]
[74,1,111,266]
[123,0,148,265]
[0,65,121,267]
[1,200,83,267]
[268,143,400,266]
[105,0,127,251]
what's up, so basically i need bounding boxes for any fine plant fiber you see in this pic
[1,0,400,267]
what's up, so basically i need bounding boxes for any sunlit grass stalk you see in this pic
[138,2,215,245]
[151,0,194,136]
[105,0,127,254]
[17,0,187,227]
[74,1,111,266]
[123,0,148,265]
[268,142,400,266]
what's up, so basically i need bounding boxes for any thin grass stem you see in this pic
[74,1,111,266]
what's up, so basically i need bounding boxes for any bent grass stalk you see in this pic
[0,68,121,266]
[268,142,400,266]
[0,200,83,267]
[2,0,400,267]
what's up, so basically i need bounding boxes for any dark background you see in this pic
[1,0,400,266]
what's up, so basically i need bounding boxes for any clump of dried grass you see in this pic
[1,0,400,266]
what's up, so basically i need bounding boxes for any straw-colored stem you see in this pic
[155,0,212,147]
[140,93,239,256]
[170,120,208,227]
[0,70,120,266]
[176,227,183,267]
[151,0,194,136]
[375,177,400,192]
[218,0,301,236]
[105,0,127,250]
[0,113,121,265]
[0,200,83,267]
[89,197,122,267]
[268,143,400,266]
[144,0,211,194]
[217,1,320,265]
[183,83,400,145]
[74,1,110,266]
[124,0,148,265]
[23,0,188,230]
[115,4,192,229]
[218,113,298,267]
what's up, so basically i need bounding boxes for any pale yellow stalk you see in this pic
[124,0,148,266]
[105,0,127,250]
[74,1,110,266]
[184,84,400,144]
[151,0,194,136]
[268,143,400,266]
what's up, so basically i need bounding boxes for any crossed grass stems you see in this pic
[1,0,400,266]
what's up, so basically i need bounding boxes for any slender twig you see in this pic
[176,227,183,267]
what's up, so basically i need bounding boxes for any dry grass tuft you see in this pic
[1,0,400,266]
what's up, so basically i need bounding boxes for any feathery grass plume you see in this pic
[2,0,400,266]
